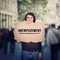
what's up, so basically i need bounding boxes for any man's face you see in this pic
[26,15,34,23]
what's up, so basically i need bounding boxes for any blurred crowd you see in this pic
[0,24,60,60]
[45,24,60,60]
[0,28,16,54]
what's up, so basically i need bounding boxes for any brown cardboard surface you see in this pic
[14,21,45,43]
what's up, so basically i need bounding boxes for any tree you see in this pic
[17,0,48,21]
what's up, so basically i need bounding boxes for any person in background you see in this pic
[57,25,60,50]
[58,26,60,30]
[0,29,3,51]
[9,28,15,55]
[46,24,60,60]
[14,12,45,60]
[2,28,9,54]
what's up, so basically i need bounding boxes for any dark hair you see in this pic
[51,24,55,28]
[58,26,60,29]
[24,12,36,23]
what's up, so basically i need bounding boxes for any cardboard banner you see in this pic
[14,21,45,43]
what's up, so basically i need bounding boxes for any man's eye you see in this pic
[31,17,33,19]
[27,17,29,19]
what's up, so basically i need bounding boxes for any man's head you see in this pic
[51,24,55,28]
[24,12,36,23]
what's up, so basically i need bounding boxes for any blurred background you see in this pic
[0,0,60,60]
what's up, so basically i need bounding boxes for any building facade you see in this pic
[44,0,60,27]
[0,0,18,30]
[56,0,60,20]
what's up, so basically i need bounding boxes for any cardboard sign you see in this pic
[14,21,44,43]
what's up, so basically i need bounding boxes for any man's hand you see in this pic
[38,52,42,60]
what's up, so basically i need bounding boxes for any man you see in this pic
[14,12,44,60]
[46,24,60,60]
